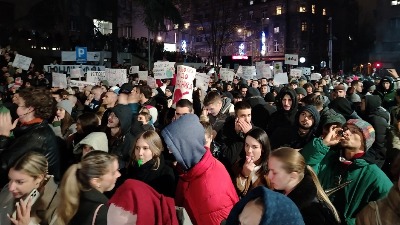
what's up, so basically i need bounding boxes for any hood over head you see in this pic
[329,97,354,119]
[379,76,394,92]
[225,186,305,225]
[111,104,133,134]
[161,114,205,171]
[73,132,109,154]
[296,105,320,130]
[363,95,382,113]
[276,87,298,112]
[246,87,261,98]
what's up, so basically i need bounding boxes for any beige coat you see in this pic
[356,185,400,225]
[0,177,60,225]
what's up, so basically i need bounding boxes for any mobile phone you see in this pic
[11,189,40,219]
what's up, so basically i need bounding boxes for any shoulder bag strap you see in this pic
[92,204,104,225]
[372,201,383,225]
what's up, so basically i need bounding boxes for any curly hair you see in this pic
[19,87,55,120]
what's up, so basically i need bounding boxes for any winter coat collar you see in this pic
[81,188,108,205]
[287,173,318,210]
[179,148,213,182]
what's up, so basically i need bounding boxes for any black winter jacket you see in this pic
[0,121,60,187]
[69,189,108,225]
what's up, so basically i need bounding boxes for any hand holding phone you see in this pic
[11,189,40,220]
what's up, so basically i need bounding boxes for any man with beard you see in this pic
[270,105,320,150]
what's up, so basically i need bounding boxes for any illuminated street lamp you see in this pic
[157,36,163,42]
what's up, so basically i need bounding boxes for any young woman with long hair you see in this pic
[268,147,341,225]
[0,152,59,225]
[56,151,120,225]
[232,128,271,197]
[52,100,76,139]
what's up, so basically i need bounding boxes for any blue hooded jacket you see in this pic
[225,186,305,225]
[161,114,206,171]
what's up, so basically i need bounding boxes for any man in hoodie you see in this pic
[203,91,235,134]
[245,87,276,129]
[375,76,396,111]
[106,104,135,169]
[360,95,390,167]
[161,114,239,225]
[270,105,320,150]
[266,87,298,136]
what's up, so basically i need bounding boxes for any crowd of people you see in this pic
[0,46,399,225]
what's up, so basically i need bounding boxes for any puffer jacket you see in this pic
[161,114,239,225]
[0,121,60,186]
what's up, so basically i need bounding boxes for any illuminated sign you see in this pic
[239,43,245,56]
[232,55,249,60]
[261,32,266,56]
[181,40,187,53]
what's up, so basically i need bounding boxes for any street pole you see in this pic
[148,29,151,71]
[328,17,333,71]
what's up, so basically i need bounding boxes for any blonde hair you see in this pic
[131,131,164,170]
[56,151,117,225]
[271,147,341,223]
[11,151,48,181]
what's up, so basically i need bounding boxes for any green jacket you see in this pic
[302,138,392,225]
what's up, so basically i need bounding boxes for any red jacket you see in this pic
[175,149,239,225]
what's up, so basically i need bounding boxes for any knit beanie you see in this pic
[264,92,275,103]
[346,119,375,151]
[57,100,73,115]
[295,87,307,96]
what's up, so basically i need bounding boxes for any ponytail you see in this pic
[56,164,82,225]
[306,165,341,224]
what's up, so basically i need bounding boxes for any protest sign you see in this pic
[52,73,68,89]
[241,66,256,80]
[147,76,157,89]
[220,69,235,82]
[153,62,175,79]
[273,73,289,85]
[138,71,148,81]
[236,65,243,76]
[285,54,299,65]
[129,66,139,74]
[259,64,272,79]
[44,65,105,75]
[195,73,210,93]
[69,80,96,91]
[273,62,283,75]
[173,65,196,104]
[70,68,83,78]
[87,71,106,84]
[255,61,265,79]
[290,69,303,78]
[12,54,32,70]
[310,73,322,81]
[105,69,127,86]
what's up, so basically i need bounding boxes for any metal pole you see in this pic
[148,29,151,71]
[328,17,333,70]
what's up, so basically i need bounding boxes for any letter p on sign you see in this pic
[76,47,87,64]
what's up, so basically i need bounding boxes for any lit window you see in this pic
[274,26,280,33]
[276,6,282,15]
[197,26,204,31]
[184,23,190,29]
[301,22,307,31]
[93,19,112,35]
[392,1,400,5]
[174,24,179,29]
[312,5,315,14]
[250,0,254,5]
[299,6,306,13]
[322,8,326,16]
[274,40,279,52]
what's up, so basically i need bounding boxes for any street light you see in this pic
[328,17,333,70]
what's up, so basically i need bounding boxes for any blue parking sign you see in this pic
[76,47,87,64]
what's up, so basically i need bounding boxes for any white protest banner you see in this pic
[147,76,157,89]
[299,67,311,76]
[69,80,96,91]
[285,54,299,65]
[105,69,127,86]
[173,65,196,104]
[153,62,175,79]
[241,66,256,80]
[44,65,106,75]
[87,71,106,84]
[273,62,283,75]
[12,54,32,70]
[52,73,68,89]
[70,68,83,78]
[236,65,243,76]
[129,66,139,74]
[273,73,289,85]
[290,69,303,78]
[196,73,210,93]
[220,70,235,82]
[138,71,148,81]
[255,61,265,79]
[310,73,322,81]
[260,64,272,79]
